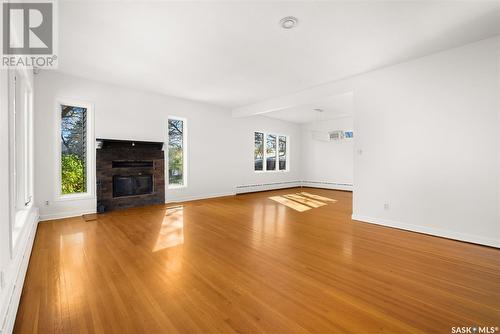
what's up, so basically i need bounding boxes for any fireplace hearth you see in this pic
[96,139,165,212]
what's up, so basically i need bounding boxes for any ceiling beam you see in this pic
[231,77,356,118]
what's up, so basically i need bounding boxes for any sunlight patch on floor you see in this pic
[153,206,184,252]
[269,196,311,212]
[269,192,337,212]
[300,192,338,203]
[283,194,326,208]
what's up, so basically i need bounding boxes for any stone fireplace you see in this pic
[96,139,165,212]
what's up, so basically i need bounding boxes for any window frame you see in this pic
[54,98,95,201]
[278,135,288,171]
[166,115,188,189]
[7,69,35,252]
[254,131,265,171]
[254,131,289,173]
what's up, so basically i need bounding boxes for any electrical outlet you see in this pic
[45,200,50,206]
[384,203,390,210]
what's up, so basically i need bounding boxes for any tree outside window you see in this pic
[61,105,87,194]
[168,119,184,186]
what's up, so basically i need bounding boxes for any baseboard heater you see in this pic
[235,181,301,194]
[235,181,353,194]
[302,181,353,190]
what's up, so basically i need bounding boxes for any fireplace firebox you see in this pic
[113,174,153,198]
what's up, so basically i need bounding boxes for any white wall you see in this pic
[34,71,301,219]
[301,117,354,191]
[350,36,499,247]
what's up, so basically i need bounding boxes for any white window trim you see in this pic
[254,131,290,173]
[7,69,35,254]
[166,116,188,189]
[54,98,95,201]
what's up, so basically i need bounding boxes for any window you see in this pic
[266,134,276,171]
[8,70,34,248]
[278,136,287,170]
[61,105,87,194]
[254,132,289,172]
[254,132,264,171]
[168,117,187,188]
[57,99,94,199]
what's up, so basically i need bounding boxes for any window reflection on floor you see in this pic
[269,192,337,212]
[251,203,287,247]
[153,206,184,252]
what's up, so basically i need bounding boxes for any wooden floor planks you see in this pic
[14,188,500,333]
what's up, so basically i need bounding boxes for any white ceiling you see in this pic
[264,91,353,124]
[57,1,500,109]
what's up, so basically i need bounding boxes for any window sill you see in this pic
[254,170,290,173]
[55,193,95,202]
[168,185,187,190]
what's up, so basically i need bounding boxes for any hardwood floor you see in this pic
[14,188,500,333]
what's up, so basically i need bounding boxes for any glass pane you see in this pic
[168,119,184,186]
[61,105,87,195]
[254,132,264,171]
[266,134,276,171]
[279,136,287,170]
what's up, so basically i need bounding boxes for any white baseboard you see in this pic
[39,210,96,222]
[39,183,348,219]
[351,214,499,248]
[301,181,353,191]
[1,207,39,334]
[165,191,236,204]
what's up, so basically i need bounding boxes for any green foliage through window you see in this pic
[61,105,87,195]
[61,154,86,194]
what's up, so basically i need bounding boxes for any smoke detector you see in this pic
[279,16,298,29]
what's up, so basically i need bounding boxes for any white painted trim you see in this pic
[301,181,353,191]
[165,191,236,204]
[7,70,36,257]
[351,214,500,249]
[0,208,38,334]
[54,98,96,202]
[39,209,96,222]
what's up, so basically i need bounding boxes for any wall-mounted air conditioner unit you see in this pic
[328,130,344,141]
[311,130,345,142]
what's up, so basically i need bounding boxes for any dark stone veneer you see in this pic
[96,139,165,212]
